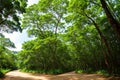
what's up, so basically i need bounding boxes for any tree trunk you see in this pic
[85,13,113,71]
[100,0,120,39]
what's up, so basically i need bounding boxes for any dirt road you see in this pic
[1,70,119,80]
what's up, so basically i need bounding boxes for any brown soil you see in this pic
[0,70,120,80]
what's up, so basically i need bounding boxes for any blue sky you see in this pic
[3,0,39,51]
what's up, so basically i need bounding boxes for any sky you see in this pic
[3,0,39,51]
[27,0,39,7]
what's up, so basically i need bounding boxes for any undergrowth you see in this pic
[20,69,64,74]
[0,69,11,78]
[76,69,110,76]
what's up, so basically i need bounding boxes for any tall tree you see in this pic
[22,0,68,38]
[19,0,73,73]
[22,0,69,67]
[68,0,120,74]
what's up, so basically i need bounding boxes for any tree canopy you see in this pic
[0,0,27,33]
[0,0,27,77]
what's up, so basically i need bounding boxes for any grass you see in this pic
[76,69,110,76]
[76,68,94,74]
[96,70,109,76]
[20,68,64,74]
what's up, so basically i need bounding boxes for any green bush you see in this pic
[20,68,63,74]
[76,70,84,74]
[96,70,109,76]
[0,69,11,78]
[0,71,4,78]
[18,37,73,74]
[76,68,94,74]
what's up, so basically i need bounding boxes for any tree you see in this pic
[18,37,73,73]
[19,0,74,74]
[17,0,120,75]
[0,33,15,48]
[0,33,16,70]
[100,0,120,38]
[0,0,27,33]
[67,0,120,74]
[22,0,68,38]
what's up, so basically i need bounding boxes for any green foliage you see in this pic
[0,71,4,78]
[76,69,94,74]
[0,69,11,78]
[18,0,73,74]
[96,70,109,76]
[67,0,120,75]
[18,37,73,74]
[1,69,11,74]
[76,69,109,76]
[75,70,84,74]
[20,69,63,74]
[22,0,68,38]
[0,48,17,69]
[0,34,17,75]
[0,0,27,32]
[16,0,120,75]
[0,33,15,48]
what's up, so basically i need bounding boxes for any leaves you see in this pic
[0,0,27,33]
[0,34,15,48]
[22,0,68,38]
[17,0,120,75]
[18,37,72,73]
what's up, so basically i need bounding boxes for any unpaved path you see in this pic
[1,70,120,80]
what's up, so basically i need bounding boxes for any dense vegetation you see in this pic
[0,34,17,77]
[0,0,120,77]
[0,0,27,77]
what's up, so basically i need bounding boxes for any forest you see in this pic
[0,0,120,78]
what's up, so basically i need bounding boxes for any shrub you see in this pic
[0,71,4,78]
